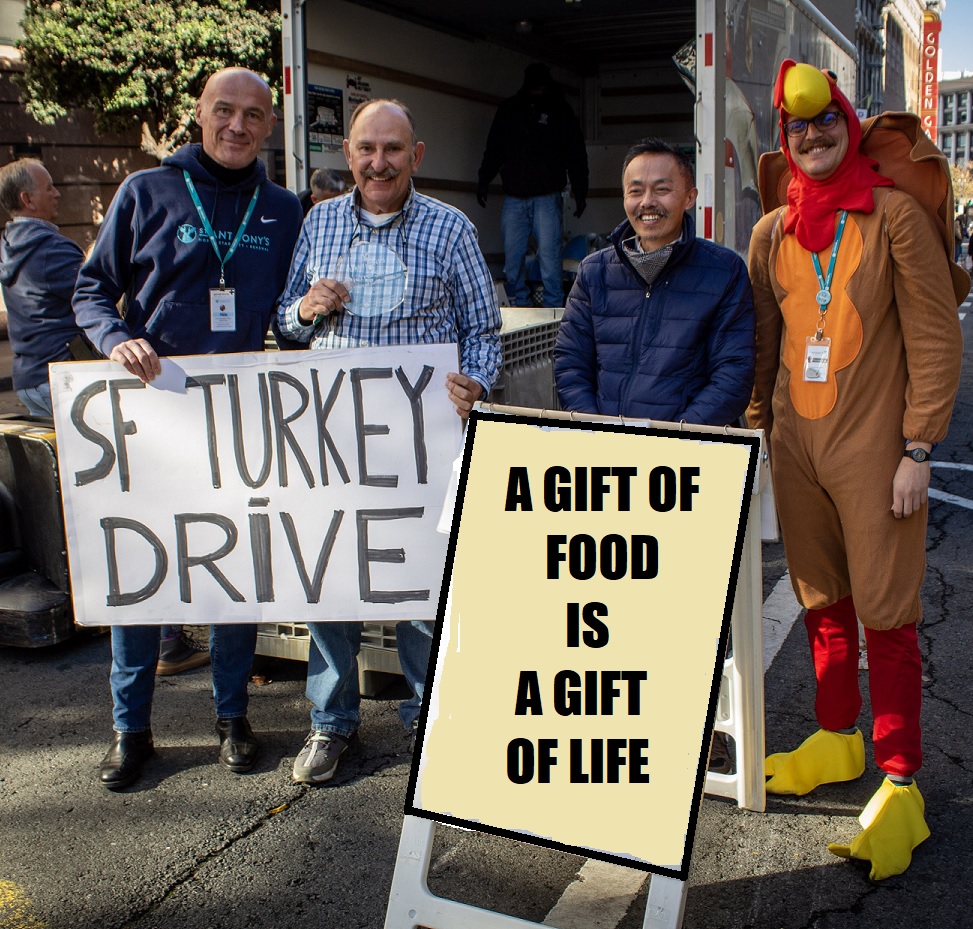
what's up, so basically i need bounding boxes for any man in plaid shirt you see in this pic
[277,98,502,783]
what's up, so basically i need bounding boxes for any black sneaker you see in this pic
[292,730,358,784]
[157,633,210,676]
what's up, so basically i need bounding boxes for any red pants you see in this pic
[804,595,922,777]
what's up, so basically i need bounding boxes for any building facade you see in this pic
[855,0,935,117]
[939,76,973,166]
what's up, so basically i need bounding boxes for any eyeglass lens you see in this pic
[785,111,840,136]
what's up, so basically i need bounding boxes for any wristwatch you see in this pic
[904,447,931,463]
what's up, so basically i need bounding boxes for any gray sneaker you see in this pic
[292,730,357,784]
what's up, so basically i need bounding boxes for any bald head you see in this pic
[343,99,424,214]
[195,68,276,170]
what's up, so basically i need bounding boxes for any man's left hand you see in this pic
[445,372,483,419]
[892,452,932,519]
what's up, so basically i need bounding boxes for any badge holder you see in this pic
[210,288,236,332]
[803,332,831,383]
[336,240,407,318]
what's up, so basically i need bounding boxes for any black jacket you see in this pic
[477,84,588,201]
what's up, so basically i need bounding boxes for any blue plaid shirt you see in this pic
[277,187,502,392]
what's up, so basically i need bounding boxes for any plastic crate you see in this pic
[489,313,563,410]
[255,620,405,696]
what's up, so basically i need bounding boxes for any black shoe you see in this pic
[99,731,154,790]
[216,717,259,773]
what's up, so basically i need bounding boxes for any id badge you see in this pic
[210,288,236,332]
[803,336,831,383]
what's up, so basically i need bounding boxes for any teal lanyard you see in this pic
[810,210,847,339]
[183,171,260,288]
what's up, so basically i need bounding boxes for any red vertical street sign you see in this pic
[921,16,941,143]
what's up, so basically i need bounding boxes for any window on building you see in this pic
[942,135,952,154]
[960,92,969,110]
[0,0,27,46]
[944,109,954,126]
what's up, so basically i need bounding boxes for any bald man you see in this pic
[73,67,303,790]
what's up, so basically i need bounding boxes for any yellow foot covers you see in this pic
[765,728,865,795]
[828,778,930,880]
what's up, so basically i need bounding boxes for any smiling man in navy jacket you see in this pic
[553,138,755,427]
[73,67,303,790]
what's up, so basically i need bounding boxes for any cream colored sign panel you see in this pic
[408,413,758,878]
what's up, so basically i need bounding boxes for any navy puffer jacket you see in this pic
[553,214,755,425]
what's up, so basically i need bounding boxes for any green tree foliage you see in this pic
[16,0,281,161]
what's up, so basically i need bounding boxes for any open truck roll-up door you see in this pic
[279,0,854,261]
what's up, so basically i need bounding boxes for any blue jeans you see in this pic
[17,383,53,417]
[305,620,433,736]
[109,624,256,732]
[501,194,564,307]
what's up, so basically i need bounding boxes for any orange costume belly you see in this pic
[776,214,863,420]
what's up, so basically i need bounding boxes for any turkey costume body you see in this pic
[746,60,969,881]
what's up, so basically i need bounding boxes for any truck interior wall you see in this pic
[301,0,573,262]
[298,0,699,269]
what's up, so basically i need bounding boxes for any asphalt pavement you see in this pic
[2,294,973,928]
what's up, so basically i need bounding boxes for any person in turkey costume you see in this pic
[746,60,970,879]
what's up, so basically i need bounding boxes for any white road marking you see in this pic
[542,860,651,928]
[927,463,973,510]
[928,488,973,510]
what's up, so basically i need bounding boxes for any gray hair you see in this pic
[0,158,41,216]
[347,98,418,146]
[310,167,345,196]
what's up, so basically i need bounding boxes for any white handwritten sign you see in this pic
[50,345,461,626]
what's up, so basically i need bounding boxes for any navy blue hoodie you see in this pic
[73,144,302,358]
[0,218,84,389]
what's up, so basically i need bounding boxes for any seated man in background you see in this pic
[0,158,85,417]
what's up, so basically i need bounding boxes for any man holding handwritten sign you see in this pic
[276,98,501,783]
[71,68,302,789]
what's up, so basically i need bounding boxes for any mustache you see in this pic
[799,139,834,154]
[636,208,668,218]
[362,167,400,180]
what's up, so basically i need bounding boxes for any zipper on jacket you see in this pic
[620,284,657,407]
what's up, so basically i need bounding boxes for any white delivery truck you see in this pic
[262,0,856,675]
[279,0,856,260]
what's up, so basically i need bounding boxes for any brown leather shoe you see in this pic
[216,717,259,773]
[99,731,154,790]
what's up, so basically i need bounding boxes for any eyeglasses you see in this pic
[783,111,843,137]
